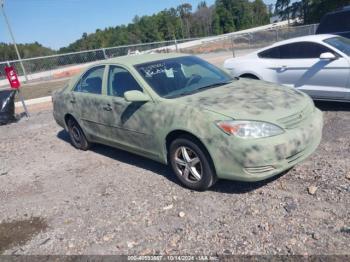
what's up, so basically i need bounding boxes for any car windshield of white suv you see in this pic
[324,36,350,56]
[135,56,233,98]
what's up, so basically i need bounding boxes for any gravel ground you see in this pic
[0,101,349,255]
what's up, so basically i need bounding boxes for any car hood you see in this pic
[175,79,310,123]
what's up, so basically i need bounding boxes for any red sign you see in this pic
[5,66,21,89]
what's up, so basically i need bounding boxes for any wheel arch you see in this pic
[239,73,260,80]
[164,130,217,175]
[64,113,79,130]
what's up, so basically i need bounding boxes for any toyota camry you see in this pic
[53,53,323,190]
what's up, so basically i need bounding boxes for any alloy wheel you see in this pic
[174,146,202,182]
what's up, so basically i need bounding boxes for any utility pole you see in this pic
[1,0,28,82]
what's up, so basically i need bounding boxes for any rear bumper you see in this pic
[53,107,66,129]
[206,108,323,181]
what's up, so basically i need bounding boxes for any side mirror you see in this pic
[320,52,337,60]
[124,90,150,102]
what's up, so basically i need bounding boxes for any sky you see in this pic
[0,0,277,50]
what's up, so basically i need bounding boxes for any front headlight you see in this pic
[216,120,284,138]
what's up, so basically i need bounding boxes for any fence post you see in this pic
[231,36,235,57]
[174,38,179,52]
[6,61,29,117]
[102,48,107,59]
[1,5,29,83]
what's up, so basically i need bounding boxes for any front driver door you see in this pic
[97,65,158,157]
[274,42,350,100]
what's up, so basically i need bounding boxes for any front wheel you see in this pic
[169,137,217,191]
[67,118,90,151]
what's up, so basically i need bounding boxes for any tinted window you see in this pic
[74,66,104,94]
[258,46,280,58]
[259,42,333,59]
[324,36,350,56]
[135,56,233,98]
[107,66,142,97]
[280,42,333,59]
[317,11,350,34]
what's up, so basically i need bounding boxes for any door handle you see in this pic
[278,65,288,72]
[70,97,76,104]
[103,104,112,111]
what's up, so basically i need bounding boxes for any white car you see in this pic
[224,34,350,101]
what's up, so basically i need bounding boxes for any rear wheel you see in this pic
[169,137,217,191]
[66,118,90,151]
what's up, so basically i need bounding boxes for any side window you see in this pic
[182,64,221,80]
[279,42,333,59]
[258,46,281,59]
[107,66,143,97]
[74,66,104,94]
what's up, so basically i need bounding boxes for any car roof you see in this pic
[270,34,338,47]
[102,53,188,66]
[327,5,350,14]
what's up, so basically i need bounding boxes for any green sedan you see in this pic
[53,53,323,190]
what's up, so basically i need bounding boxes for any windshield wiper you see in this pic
[189,80,233,94]
[165,80,233,98]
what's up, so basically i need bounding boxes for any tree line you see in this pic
[0,42,55,62]
[275,0,349,24]
[59,0,269,53]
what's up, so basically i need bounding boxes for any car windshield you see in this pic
[135,56,233,98]
[324,36,350,56]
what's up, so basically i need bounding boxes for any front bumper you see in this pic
[206,108,323,182]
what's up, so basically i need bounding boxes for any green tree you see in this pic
[251,0,270,26]
[214,0,236,33]
[276,0,350,24]
[177,3,193,38]
[213,0,269,34]
[276,0,291,23]
[0,42,55,61]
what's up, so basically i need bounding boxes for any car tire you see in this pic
[67,118,90,151]
[169,136,217,191]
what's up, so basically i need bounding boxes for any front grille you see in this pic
[277,104,313,129]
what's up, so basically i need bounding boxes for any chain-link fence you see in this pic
[0,23,318,88]
[0,38,197,85]
[179,24,318,55]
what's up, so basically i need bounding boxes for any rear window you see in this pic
[317,11,350,34]
[258,42,332,59]
[258,46,280,59]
